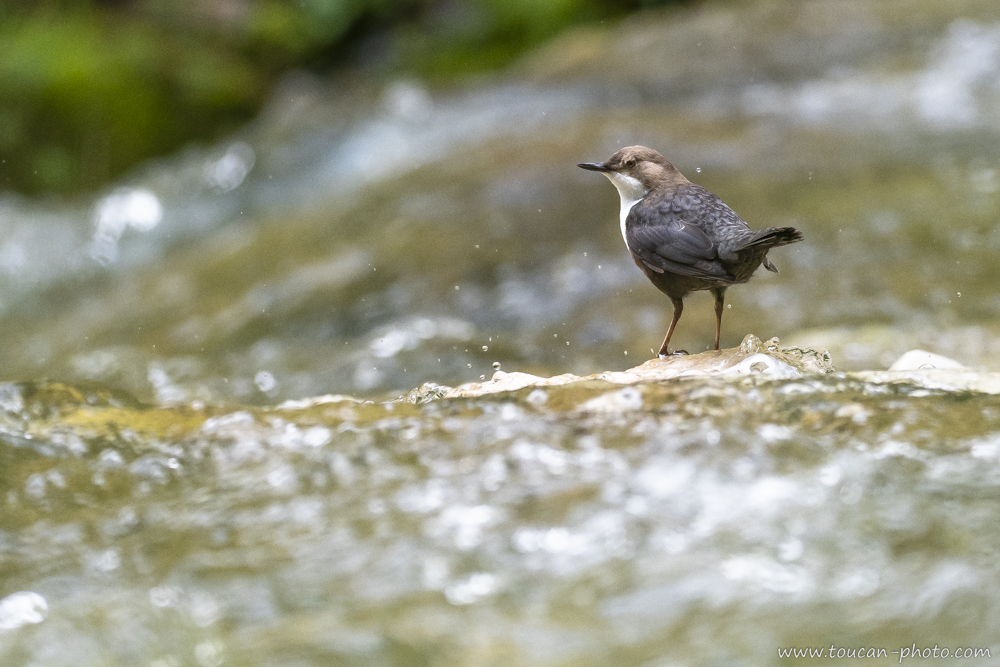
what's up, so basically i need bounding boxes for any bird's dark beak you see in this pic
[577,162,611,172]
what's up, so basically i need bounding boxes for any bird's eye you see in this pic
[624,159,636,168]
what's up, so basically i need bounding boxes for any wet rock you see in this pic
[856,368,1000,394]
[788,325,1000,372]
[889,349,966,371]
[857,349,1000,395]
[446,335,833,398]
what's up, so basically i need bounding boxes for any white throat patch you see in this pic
[602,172,647,249]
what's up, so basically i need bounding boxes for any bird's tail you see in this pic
[740,226,804,250]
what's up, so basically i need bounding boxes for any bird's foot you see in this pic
[657,349,688,359]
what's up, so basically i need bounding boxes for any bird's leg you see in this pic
[657,297,687,357]
[712,288,727,351]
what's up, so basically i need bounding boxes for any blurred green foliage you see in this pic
[0,0,679,195]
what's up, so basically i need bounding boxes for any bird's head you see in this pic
[578,145,685,200]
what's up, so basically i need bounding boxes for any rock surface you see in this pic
[417,335,1000,400]
[445,334,834,398]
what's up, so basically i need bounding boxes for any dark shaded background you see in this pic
[0,0,678,195]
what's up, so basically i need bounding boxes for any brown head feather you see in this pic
[602,146,688,192]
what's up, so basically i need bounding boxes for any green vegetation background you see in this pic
[0,0,678,196]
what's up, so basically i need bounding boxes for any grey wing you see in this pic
[676,184,752,230]
[626,205,733,280]
[676,184,756,259]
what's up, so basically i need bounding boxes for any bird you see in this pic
[578,146,803,357]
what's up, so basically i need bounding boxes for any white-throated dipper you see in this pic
[579,146,803,356]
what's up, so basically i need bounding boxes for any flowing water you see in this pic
[2,0,1000,664]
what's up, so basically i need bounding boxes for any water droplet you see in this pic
[467,363,472,368]
[696,167,702,173]
[254,371,277,393]
[566,341,570,345]
[957,292,962,297]
[553,333,558,338]
[480,375,485,380]
[454,285,460,291]
[492,362,501,370]
[727,304,732,309]
[482,345,488,352]
[624,351,628,355]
